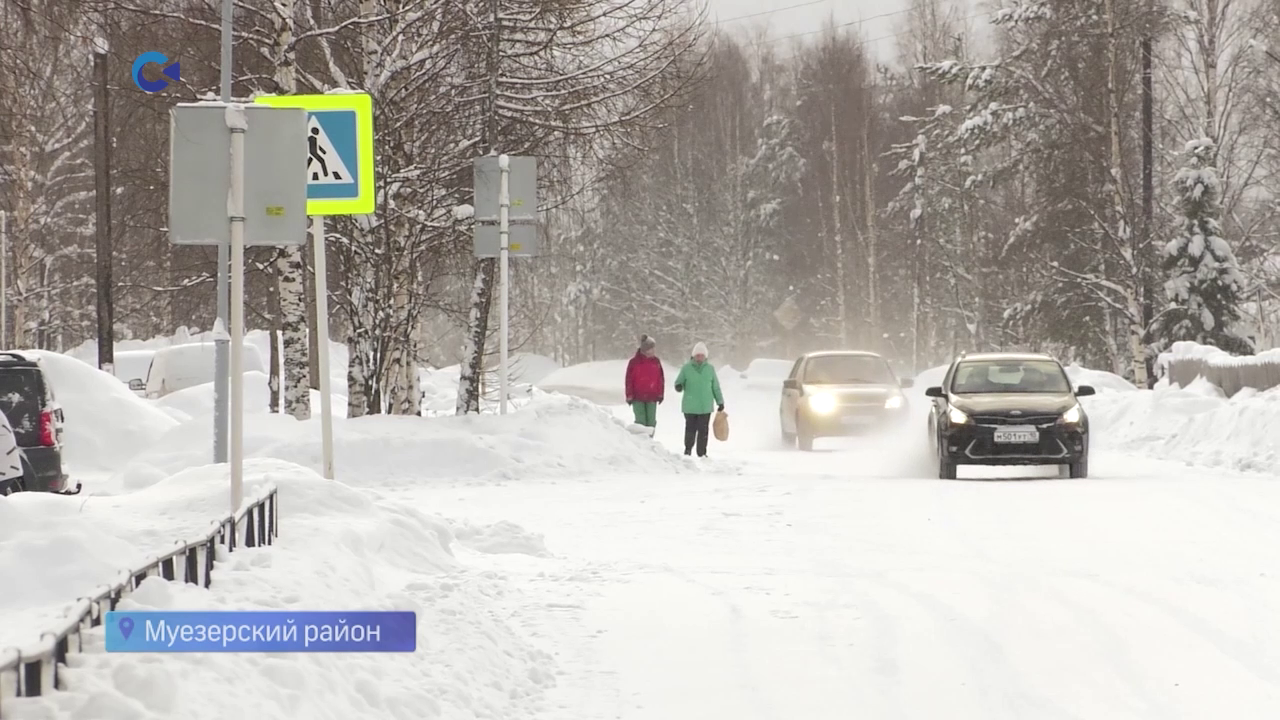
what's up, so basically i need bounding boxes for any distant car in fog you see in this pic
[924,352,1095,479]
[779,351,913,451]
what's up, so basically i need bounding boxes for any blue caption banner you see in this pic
[104,611,416,653]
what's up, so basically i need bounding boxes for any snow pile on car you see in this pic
[26,350,179,473]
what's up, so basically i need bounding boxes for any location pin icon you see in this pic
[118,616,134,641]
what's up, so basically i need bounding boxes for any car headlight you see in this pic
[1060,403,1082,424]
[947,406,970,424]
[807,392,837,414]
[885,394,904,409]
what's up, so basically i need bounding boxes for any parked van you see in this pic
[145,342,266,399]
[111,349,158,396]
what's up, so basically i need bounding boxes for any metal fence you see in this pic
[0,488,278,716]
[1161,357,1280,396]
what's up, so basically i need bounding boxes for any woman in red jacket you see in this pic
[625,334,664,434]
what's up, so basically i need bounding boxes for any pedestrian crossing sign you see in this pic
[255,92,375,216]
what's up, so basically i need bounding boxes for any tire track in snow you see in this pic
[865,571,1087,720]
[920,493,1186,719]
[1069,570,1280,691]
[658,563,787,720]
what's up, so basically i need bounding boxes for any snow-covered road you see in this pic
[417,440,1280,720]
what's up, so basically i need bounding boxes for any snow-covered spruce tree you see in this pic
[915,0,1163,380]
[1158,138,1252,353]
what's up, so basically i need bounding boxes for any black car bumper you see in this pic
[23,446,67,492]
[801,404,910,437]
[940,422,1087,465]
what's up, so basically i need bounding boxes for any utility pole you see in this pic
[93,40,114,373]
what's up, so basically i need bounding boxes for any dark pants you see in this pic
[683,413,710,456]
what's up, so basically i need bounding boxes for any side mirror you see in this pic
[782,378,798,390]
[924,386,945,398]
[128,379,144,391]
[1075,385,1096,397]
[899,378,915,389]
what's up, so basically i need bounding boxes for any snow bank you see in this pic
[1065,363,1136,393]
[10,462,560,720]
[537,359,680,405]
[111,393,690,493]
[1086,376,1280,473]
[738,358,793,390]
[28,351,179,473]
[1157,339,1280,367]
[0,460,279,650]
[507,353,560,385]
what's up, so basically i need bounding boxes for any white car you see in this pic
[0,409,28,495]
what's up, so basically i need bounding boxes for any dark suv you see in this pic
[0,352,75,493]
[925,352,1095,479]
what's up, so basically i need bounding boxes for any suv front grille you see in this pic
[972,414,1058,426]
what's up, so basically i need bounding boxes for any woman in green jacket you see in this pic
[673,342,724,457]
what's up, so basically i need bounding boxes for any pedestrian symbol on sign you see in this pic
[306,115,353,184]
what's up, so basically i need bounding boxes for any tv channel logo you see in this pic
[132,52,181,93]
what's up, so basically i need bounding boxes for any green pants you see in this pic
[631,401,657,427]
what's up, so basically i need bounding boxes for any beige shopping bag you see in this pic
[712,410,729,441]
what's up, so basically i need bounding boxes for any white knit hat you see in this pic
[691,341,708,357]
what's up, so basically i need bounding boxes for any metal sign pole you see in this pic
[228,106,246,516]
[311,215,335,478]
[0,210,6,348]
[498,154,510,415]
[213,0,232,466]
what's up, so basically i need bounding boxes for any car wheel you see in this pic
[938,457,957,479]
[797,415,814,451]
[1069,454,1088,479]
[780,414,796,446]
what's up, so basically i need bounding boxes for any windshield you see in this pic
[802,355,895,385]
[950,359,1071,394]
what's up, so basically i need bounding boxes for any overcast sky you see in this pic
[706,0,988,65]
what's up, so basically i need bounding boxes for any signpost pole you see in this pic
[311,215,334,479]
[227,106,246,516]
[0,210,6,348]
[498,154,510,415]
[254,91,375,478]
[213,0,232,467]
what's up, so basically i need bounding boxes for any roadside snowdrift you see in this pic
[1086,376,1280,473]
[7,461,559,720]
[112,393,690,492]
[0,460,280,650]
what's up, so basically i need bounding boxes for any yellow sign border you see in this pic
[255,92,375,216]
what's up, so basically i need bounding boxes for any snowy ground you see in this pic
[6,351,1280,718]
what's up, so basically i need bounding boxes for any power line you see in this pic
[711,0,837,26]
[756,7,919,45]
[757,8,993,50]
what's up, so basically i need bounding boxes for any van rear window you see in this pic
[0,368,43,445]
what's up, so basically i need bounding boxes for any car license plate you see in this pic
[842,415,872,426]
[993,426,1039,444]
